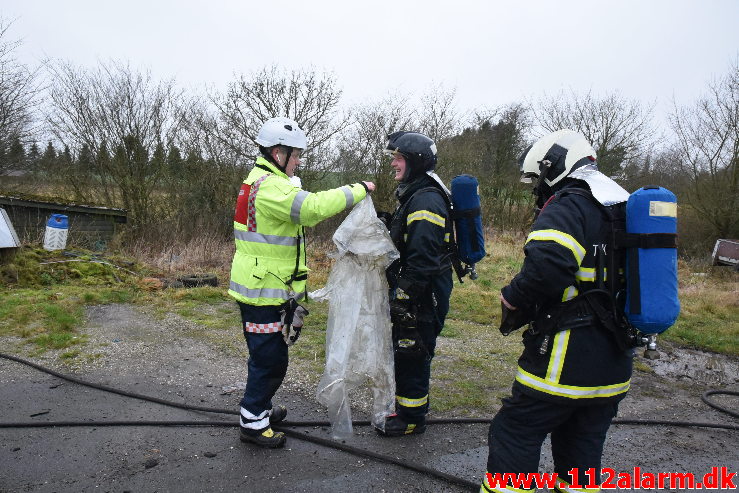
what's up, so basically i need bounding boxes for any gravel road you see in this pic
[1,304,737,492]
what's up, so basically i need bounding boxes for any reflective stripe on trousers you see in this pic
[240,407,270,430]
[396,394,428,408]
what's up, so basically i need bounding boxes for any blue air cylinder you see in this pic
[624,186,680,333]
[450,174,486,265]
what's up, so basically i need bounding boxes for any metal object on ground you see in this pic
[643,333,660,360]
[711,239,739,267]
[178,273,219,287]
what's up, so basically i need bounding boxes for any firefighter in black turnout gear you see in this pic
[376,131,454,437]
[481,130,634,492]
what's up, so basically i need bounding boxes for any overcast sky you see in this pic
[2,0,738,130]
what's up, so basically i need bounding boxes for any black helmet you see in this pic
[386,131,438,181]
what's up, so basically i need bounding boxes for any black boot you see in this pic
[239,426,286,448]
[375,413,426,437]
[269,405,287,424]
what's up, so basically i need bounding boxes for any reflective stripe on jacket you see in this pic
[228,157,367,306]
[388,176,452,297]
[502,182,632,404]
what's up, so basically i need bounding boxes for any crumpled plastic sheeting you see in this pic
[310,196,399,438]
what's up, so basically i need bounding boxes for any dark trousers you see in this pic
[394,319,438,423]
[394,274,452,423]
[237,302,288,417]
[486,386,619,487]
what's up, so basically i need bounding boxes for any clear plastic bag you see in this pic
[311,196,399,438]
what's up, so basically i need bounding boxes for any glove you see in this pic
[377,211,392,230]
[390,289,427,356]
[390,288,416,326]
[498,300,534,336]
[280,298,309,346]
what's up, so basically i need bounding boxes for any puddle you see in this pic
[642,346,739,386]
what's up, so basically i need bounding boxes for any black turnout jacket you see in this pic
[502,181,632,405]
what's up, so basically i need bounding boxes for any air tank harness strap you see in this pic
[616,232,677,316]
[617,233,677,249]
[533,290,632,352]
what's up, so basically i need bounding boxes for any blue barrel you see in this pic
[44,214,69,251]
[451,175,486,265]
[624,187,680,333]
[47,214,69,229]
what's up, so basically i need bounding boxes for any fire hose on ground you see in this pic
[1,352,737,492]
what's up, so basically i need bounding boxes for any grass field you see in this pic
[0,234,737,416]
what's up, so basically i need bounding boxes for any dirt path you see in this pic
[1,304,737,492]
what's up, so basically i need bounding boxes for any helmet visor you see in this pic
[384,148,406,158]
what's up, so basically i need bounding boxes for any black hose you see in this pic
[0,420,235,428]
[3,352,736,430]
[701,389,739,419]
[277,427,479,490]
[2,352,738,492]
[282,418,739,431]
[0,352,480,491]
[0,418,481,490]
[0,352,237,416]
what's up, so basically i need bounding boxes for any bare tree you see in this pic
[418,84,461,143]
[211,65,350,178]
[0,20,40,178]
[47,61,183,153]
[335,93,418,211]
[670,61,739,239]
[532,90,655,178]
[46,60,184,226]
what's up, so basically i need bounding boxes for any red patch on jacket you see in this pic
[234,183,251,225]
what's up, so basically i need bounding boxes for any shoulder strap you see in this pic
[408,186,468,282]
[556,186,621,294]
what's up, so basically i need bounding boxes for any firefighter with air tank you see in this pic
[480,130,636,493]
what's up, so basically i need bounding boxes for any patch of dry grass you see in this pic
[127,235,234,282]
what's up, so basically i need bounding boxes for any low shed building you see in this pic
[0,195,127,248]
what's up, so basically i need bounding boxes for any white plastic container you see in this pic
[43,214,69,251]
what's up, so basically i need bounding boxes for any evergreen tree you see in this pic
[77,144,93,173]
[58,145,72,169]
[48,145,72,188]
[27,142,40,166]
[8,137,26,170]
[39,141,57,175]
[166,145,183,179]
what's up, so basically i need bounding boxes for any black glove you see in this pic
[390,291,427,356]
[498,301,534,336]
[390,298,416,327]
[377,211,392,230]
[280,298,309,346]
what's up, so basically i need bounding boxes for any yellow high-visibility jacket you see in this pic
[228,157,367,306]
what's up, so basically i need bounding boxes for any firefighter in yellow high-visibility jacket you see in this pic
[230,117,375,448]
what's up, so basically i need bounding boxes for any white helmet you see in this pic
[520,129,597,187]
[255,117,307,150]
